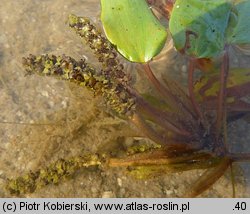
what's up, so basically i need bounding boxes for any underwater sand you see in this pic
[0,0,250,197]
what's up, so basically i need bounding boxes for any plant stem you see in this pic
[215,46,229,142]
[230,163,236,198]
[143,63,171,98]
[143,63,195,118]
[188,58,204,122]
[124,83,192,137]
[134,93,192,137]
[184,157,231,197]
[130,113,194,150]
[229,153,250,162]
[108,152,214,168]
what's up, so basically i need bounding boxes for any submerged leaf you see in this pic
[101,0,167,62]
[194,68,250,111]
[195,68,250,98]
[169,0,231,58]
[109,150,221,179]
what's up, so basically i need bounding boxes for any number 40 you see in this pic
[234,202,247,211]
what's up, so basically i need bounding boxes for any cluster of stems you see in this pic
[10,12,250,197]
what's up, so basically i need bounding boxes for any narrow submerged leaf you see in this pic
[194,68,250,106]
[101,0,167,63]
[227,0,250,45]
[169,0,231,58]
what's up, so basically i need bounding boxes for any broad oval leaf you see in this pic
[101,0,167,63]
[169,0,231,58]
[226,0,250,45]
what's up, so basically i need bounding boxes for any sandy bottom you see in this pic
[0,0,250,197]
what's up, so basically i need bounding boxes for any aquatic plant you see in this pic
[6,0,250,197]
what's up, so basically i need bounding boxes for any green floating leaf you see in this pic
[101,0,167,63]
[227,0,250,45]
[169,0,231,58]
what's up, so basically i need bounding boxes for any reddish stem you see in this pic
[215,46,229,141]
[185,157,231,197]
[143,63,171,98]
[229,153,250,162]
[130,113,196,150]
[147,0,174,20]
[125,84,191,136]
[188,58,204,122]
[135,93,192,137]
[143,63,196,118]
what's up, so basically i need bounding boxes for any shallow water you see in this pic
[0,0,250,197]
